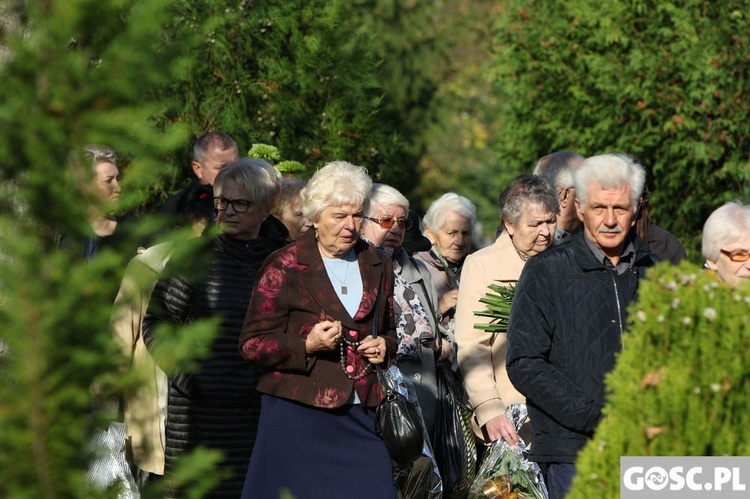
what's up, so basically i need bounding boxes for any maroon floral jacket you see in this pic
[239,229,397,409]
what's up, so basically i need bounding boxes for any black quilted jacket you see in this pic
[506,229,658,463]
[143,229,285,497]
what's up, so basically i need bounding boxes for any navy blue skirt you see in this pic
[242,395,397,499]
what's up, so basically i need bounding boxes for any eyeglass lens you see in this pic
[214,197,251,213]
[721,249,750,262]
[373,217,412,230]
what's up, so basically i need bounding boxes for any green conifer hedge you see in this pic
[568,262,750,498]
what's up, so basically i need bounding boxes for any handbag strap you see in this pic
[372,251,383,340]
[372,252,385,379]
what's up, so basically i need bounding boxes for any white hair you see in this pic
[573,153,645,213]
[533,151,585,190]
[303,161,372,222]
[702,201,750,262]
[365,183,410,216]
[423,192,476,232]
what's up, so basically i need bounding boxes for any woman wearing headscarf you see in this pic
[454,175,559,446]
[239,161,397,499]
[143,158,286,497]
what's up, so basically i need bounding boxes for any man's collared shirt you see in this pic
[553,226,570,245]
[584,235,636,275]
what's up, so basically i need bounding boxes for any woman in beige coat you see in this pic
[454,175,558,446]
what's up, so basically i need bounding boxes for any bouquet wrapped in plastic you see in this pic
[468,404,548,499]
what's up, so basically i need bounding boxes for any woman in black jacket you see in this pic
[143,158,285,497]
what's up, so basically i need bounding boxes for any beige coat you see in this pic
[111,243,171,475]
[454,231,527,438]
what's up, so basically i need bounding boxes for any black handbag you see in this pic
[374,374,426,466]
[371,273,425,466]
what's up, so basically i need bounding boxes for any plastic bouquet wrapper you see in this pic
[434,362,477,498]
[85,421,139,498]
[381,365,443,499]
[468,404,548,499]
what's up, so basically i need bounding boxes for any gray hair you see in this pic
[701,201,750,262]
[573,153,645,213]
[84,145,118,168]
[303,161,372,222]
[272,177,306,218]
[365,183,410,217]
[423,192,476,232]
[214,157,280,213]
[499,174,560,226]
[193,132,238,164]
[533,151,585,190]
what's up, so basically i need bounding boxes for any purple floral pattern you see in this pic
[256,266,284,299]
[238,231,397,409]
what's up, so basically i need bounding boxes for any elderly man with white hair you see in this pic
[507,153,660,499]
[702,201,750,287]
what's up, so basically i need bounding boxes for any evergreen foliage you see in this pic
[158,0,401,194]
[0,0,221,495]
[486,1,750,258]
[343,0,455,193]
[568,262,750,498]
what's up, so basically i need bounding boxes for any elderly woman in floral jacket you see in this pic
[239,161,398,499]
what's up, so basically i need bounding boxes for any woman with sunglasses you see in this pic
[143,158,286,497]
[360,184,452,442]
[702,201,750,287]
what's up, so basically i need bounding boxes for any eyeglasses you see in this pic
[720,249,750,262]
[366,216,413,230]
[213,196,253,213]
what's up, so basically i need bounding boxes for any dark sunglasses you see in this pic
[213,196,253,213]
[366,216,413,230]
[720,249,750,263]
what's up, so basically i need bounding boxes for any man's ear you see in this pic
[559,187,571,209]
[705,259,718,271]
[192,161,203,181]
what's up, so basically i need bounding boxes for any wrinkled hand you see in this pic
[484,414,520,447]
[438,289,459,315]
[305,320,342,354]
[357,335,386,365]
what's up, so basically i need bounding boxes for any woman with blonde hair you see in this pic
[240,161,397,498]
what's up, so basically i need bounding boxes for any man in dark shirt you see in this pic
[533,150,586,245]
[160,132,239,216]
[507,153,659,499]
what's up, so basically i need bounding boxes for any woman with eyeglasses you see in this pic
[239,162,397,499]
[701,201,750,287]
[143,158,286,497]
[360,184,452,443]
